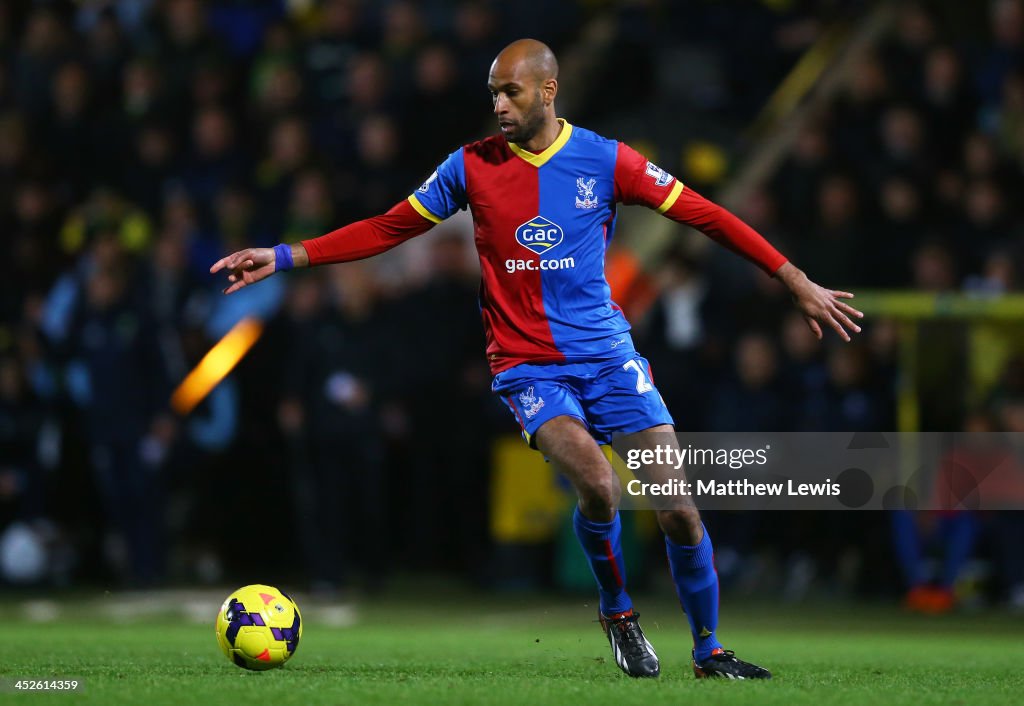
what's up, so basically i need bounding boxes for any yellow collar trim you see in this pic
[507,119,573,167]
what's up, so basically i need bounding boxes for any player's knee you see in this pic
[577,473,620,521]
[657,506,702,545]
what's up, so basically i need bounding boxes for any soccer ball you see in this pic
[215,584,302,670]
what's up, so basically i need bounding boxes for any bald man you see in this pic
[213,38,862,680]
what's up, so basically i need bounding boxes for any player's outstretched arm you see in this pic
[652,183,864,341]
[612,144,864,342]
[774,261,863,342]
[210,198,437,295]
[209,243,308,295]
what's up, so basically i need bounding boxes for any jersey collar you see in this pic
[507,119,573,168]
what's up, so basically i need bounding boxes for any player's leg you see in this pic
[621,425,719,649]
[576,357,706,643]
[494,365,659,677]
[534,415,660,678]
[495,372,632,615]
[535,415,626,606]
[584,354,769,679]
[624,424,770,679]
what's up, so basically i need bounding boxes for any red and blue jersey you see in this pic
[302,120,787,375]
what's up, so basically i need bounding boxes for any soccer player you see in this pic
[212,39,863,680]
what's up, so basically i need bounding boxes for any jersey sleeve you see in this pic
[613,142,684,212]
[662,187,787,275]
[614,142,787,275]
[300,199,434,266]
[406,147,468,223]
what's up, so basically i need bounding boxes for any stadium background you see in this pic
[0,0,1022,619]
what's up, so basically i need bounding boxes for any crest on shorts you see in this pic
[518,385,545,419]
[575,177,599,209]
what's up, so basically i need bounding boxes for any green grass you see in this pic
[1,589,1022,705]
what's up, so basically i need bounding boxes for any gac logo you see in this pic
[515,216,564,254]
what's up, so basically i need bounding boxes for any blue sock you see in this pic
[890,510,927,587]
[939,513,979,589]
[665,524,723,662]
[572,506,632,615]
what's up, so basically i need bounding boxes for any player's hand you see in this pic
[775,262,863,342]
[210,248,276,294]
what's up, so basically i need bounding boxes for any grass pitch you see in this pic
[2,587,1022,706]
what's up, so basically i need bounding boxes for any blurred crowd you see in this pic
[631,0,1024,608]
[0,0,1022,609]
[0,0,578,591]
[764,0,1024,292]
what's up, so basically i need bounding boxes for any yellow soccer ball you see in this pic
[214,584,302,670]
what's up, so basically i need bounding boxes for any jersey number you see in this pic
[623,360,654,394]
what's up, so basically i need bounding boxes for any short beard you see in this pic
[510,91,547,144]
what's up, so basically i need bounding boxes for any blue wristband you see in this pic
[273,243,294,272]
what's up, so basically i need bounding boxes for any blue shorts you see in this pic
[492,354,675,448]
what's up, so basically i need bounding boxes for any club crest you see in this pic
[518,385,545,419]
[575,177,599,209]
